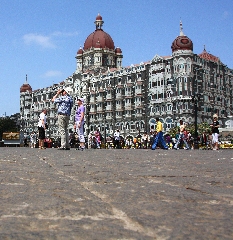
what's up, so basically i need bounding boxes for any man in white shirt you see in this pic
[114,129,120,149]
[38,109,47,149]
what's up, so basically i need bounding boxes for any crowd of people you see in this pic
[24,85,221,151]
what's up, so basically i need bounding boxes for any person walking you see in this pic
[151,118,168,150]
[174,120,190,150]
[210,114,220,150]
[52,87,73,150]
[37,109,47,149]
[74,97,85,151]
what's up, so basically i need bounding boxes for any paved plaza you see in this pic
[0,147,233,240]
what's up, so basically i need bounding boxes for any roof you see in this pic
[198,49,220,63]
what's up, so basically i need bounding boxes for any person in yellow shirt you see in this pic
[151,118,168,150]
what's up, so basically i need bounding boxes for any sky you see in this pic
[1,0,233,116]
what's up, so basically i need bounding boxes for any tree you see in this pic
[168,122,211,137]
[0,117,18,141]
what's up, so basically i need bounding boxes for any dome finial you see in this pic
[95,13,104,30]
[25,74,28,83]
[180,20,184,36]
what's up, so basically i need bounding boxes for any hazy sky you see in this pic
[1,0,233,116]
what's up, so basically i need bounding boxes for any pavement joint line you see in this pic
[36,156,159,238]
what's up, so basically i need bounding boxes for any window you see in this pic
[167,104,172,111]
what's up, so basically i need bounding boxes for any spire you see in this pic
[25,74,28,83]
[179,20,184,36]
[203,45,207,52]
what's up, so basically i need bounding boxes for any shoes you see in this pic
[174,147,177,150]
[58,147,70,150]
[76,147,85,151]
[58,147,65,150]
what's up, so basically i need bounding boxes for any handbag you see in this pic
[45,123,48,129]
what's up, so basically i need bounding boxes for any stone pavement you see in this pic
[0,147,233,240]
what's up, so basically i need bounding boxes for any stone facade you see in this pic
[20,15,233,139]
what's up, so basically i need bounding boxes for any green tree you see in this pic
[0,117,18,141]
[168,122,211,137]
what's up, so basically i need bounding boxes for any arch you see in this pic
[140,120,145,129]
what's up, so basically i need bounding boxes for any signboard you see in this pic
[2,132,20,140]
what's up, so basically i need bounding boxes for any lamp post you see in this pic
[191,66,203,150]
[192,94,199,149]
[19,117,25,146]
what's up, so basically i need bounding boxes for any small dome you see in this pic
[115,47,122,54]
[96,14,102,21]
[77,47,83,55]
[20,83,32,93]
[171,21,193,52]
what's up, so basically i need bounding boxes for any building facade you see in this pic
[20,14,233,139]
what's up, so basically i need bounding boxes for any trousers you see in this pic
[174,133,189,149]
[58,115,70,148]
[151,132,168,150]
[76,121,85,143]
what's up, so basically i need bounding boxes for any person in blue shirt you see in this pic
[52,87,73,150]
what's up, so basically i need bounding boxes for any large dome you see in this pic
[83,14,115,50]
[171,21,193,52]
[84,29,115,50]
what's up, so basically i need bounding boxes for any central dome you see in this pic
[83,14,115,50]
[84,29,115,50]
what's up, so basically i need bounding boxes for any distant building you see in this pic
[20,14,233,139]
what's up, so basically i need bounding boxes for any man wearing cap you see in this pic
[52,87,73,150]
[74,97,85,150]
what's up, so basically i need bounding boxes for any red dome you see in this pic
[115,47,122,54]
[171,35,193,52]
[77,48,83,55]
[20,83,32,93]
[96,14,102,20]
[84,29,115,50]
